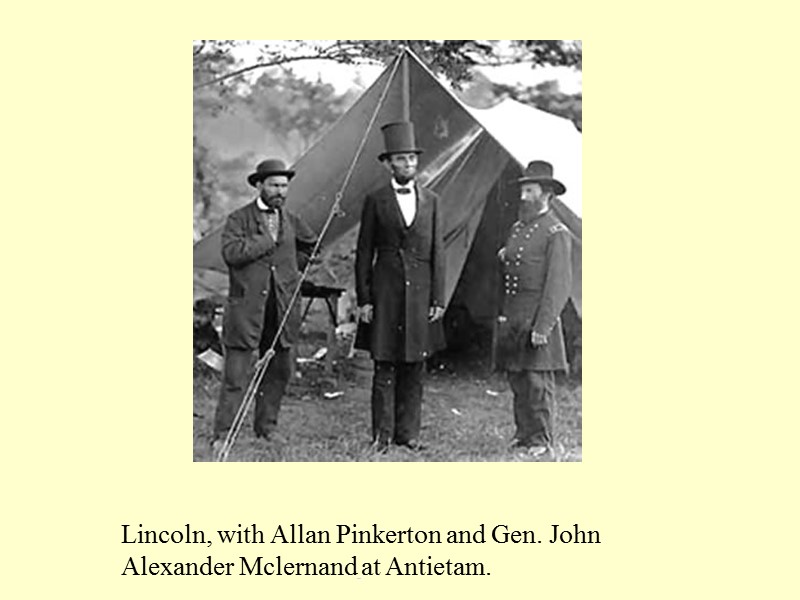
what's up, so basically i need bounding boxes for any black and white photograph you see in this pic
[193,40,582,462]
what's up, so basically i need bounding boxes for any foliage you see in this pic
[193,136,220,239]
[193,72,359,236]
[494,79,582,131]
[454,71,582,131]
[244,69,360,158]
[512,40,582,70]
[193,40,582,91]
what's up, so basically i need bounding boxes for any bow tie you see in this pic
[262,207,278,214]
[395,187,412,195]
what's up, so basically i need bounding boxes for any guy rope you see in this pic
[214,52,405,462]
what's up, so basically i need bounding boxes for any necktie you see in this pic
[263,211,279,240]
[395,187,411,195]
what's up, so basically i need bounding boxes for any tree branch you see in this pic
[193,40,581,91]
[194,54,341,89]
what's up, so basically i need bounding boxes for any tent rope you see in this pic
[551,390,560,462]
[215,52,404,462]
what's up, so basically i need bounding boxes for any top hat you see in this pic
[247,159,295,188]
[378,121,424,161]
[517,160,566,195]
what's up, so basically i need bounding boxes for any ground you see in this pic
[194,242,581,462]
[193,323,582,463]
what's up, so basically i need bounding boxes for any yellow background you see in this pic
[3,3,798,598]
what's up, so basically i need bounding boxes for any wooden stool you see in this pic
[300,281,345,373]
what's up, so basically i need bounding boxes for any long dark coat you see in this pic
[220,200,317,350]
[495,209,572,372]
[355,183,446,362]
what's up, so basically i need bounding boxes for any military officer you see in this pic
[355,121,446,452]
[212,159,317,450]
[496,160,573,457]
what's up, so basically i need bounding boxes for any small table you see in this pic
[300,281,346,373]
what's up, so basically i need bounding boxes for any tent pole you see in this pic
[401,48,410,121]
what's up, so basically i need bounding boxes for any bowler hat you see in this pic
[247,159,295,188]
[378,121,423,161]
[517,160,566,195]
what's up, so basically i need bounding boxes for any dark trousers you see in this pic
[213,346,292,439]
[213,288,292,439]
[371,360,424,445]
[507,370,555,446]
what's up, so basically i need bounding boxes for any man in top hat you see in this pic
[212,159,318,449]
[496,160,573,458]
[355,121,446,452]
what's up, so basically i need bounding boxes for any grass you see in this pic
[193,335,582,462]
[193,232,581,462]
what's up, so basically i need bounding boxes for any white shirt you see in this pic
[256,196,280,240]
[391,179,417,227]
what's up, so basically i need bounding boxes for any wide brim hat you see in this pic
[247,159,295,187]
[378,121,424,161]
[518,160,566,195]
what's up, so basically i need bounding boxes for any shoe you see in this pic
[210,438,225,459]
[254,427,274,441]
[371,439,389,454]
[397,440,426,452]
[528,445,549,458]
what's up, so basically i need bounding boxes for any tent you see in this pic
[194,49,582,342]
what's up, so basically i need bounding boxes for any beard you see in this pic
[262,192,285,209]
[390,164,416,185]
[519,200,545,222]
[392,172,415,185]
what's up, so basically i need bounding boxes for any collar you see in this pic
[256,197,279,213]
[391,178,415,192]
[517,206,551,226]
[533,206,550,219]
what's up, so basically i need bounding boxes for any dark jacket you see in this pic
[221,200,317,350]
[495,209,572,371]
[355,183,446,362]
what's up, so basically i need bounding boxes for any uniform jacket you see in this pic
[221,200,317,350]
[355,182,446,362]
[496,209,572,371]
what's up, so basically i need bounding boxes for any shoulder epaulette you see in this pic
[549,223,568,234]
